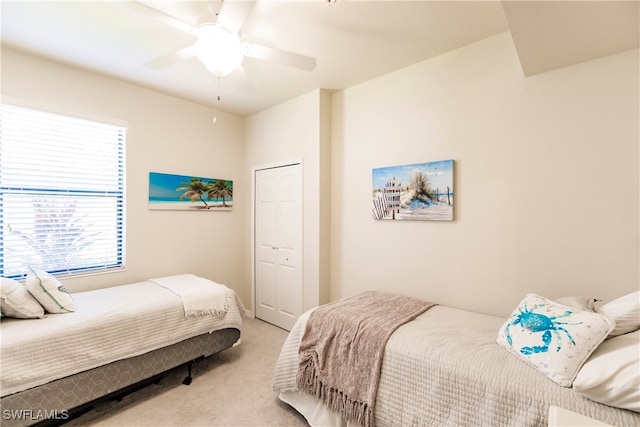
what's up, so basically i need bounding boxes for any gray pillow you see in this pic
[555,296,599,312]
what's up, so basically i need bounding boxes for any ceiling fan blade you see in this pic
[233,64,257,93]
[244,43,316,72]
[131,1,197,35]
[145,44,197,69]
[217,0,256,34]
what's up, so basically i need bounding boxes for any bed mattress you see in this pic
[1,280,244,397]
[273,305,640,427]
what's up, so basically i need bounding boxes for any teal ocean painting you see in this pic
[149,172,233,211]
[372,159,454,221]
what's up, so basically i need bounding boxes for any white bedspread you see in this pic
[274,306,640,427]
[150,274,229,317]
[1,278,245,397]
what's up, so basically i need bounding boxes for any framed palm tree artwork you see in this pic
[148,172,233,211]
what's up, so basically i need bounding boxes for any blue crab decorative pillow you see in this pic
[497,293,614,387]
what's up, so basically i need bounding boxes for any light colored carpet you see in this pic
[66,316,308,426]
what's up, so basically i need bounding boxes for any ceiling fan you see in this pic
[138,0,317,78]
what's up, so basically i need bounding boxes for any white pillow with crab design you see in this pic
[497,293,614,387]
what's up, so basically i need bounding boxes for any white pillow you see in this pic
[555,296,598,312]
[25,268,74,314]
[0,277,45,319]
[573,329,640,412]
[597,291,640,337]
[497,293,614,387]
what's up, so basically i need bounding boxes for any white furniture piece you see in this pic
[549,406,613,427]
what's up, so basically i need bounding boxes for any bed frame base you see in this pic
[181,355,204,386]
[31,357,205,427]
[2,328,240,427]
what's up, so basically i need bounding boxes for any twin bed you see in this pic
[1,273,244,427]
[3,272,637,427]
[274,291,640,427]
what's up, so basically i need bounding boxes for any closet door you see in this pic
[254,163,302,330]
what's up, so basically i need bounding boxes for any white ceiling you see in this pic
[1,1,638,117]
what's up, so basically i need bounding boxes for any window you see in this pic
[0,103,125,278]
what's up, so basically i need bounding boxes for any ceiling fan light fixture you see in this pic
[194,23,244,77]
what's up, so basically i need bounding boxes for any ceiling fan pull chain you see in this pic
[213,77,221,126]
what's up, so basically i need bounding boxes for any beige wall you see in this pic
[1,47,248,302]
[3,31,638,318]
[243,89,331,314]
[330,32,639,317]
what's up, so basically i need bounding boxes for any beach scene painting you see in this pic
[148,172,233,211]
[372,159,454,221]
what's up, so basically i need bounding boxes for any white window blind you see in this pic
[0,103,125,278]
